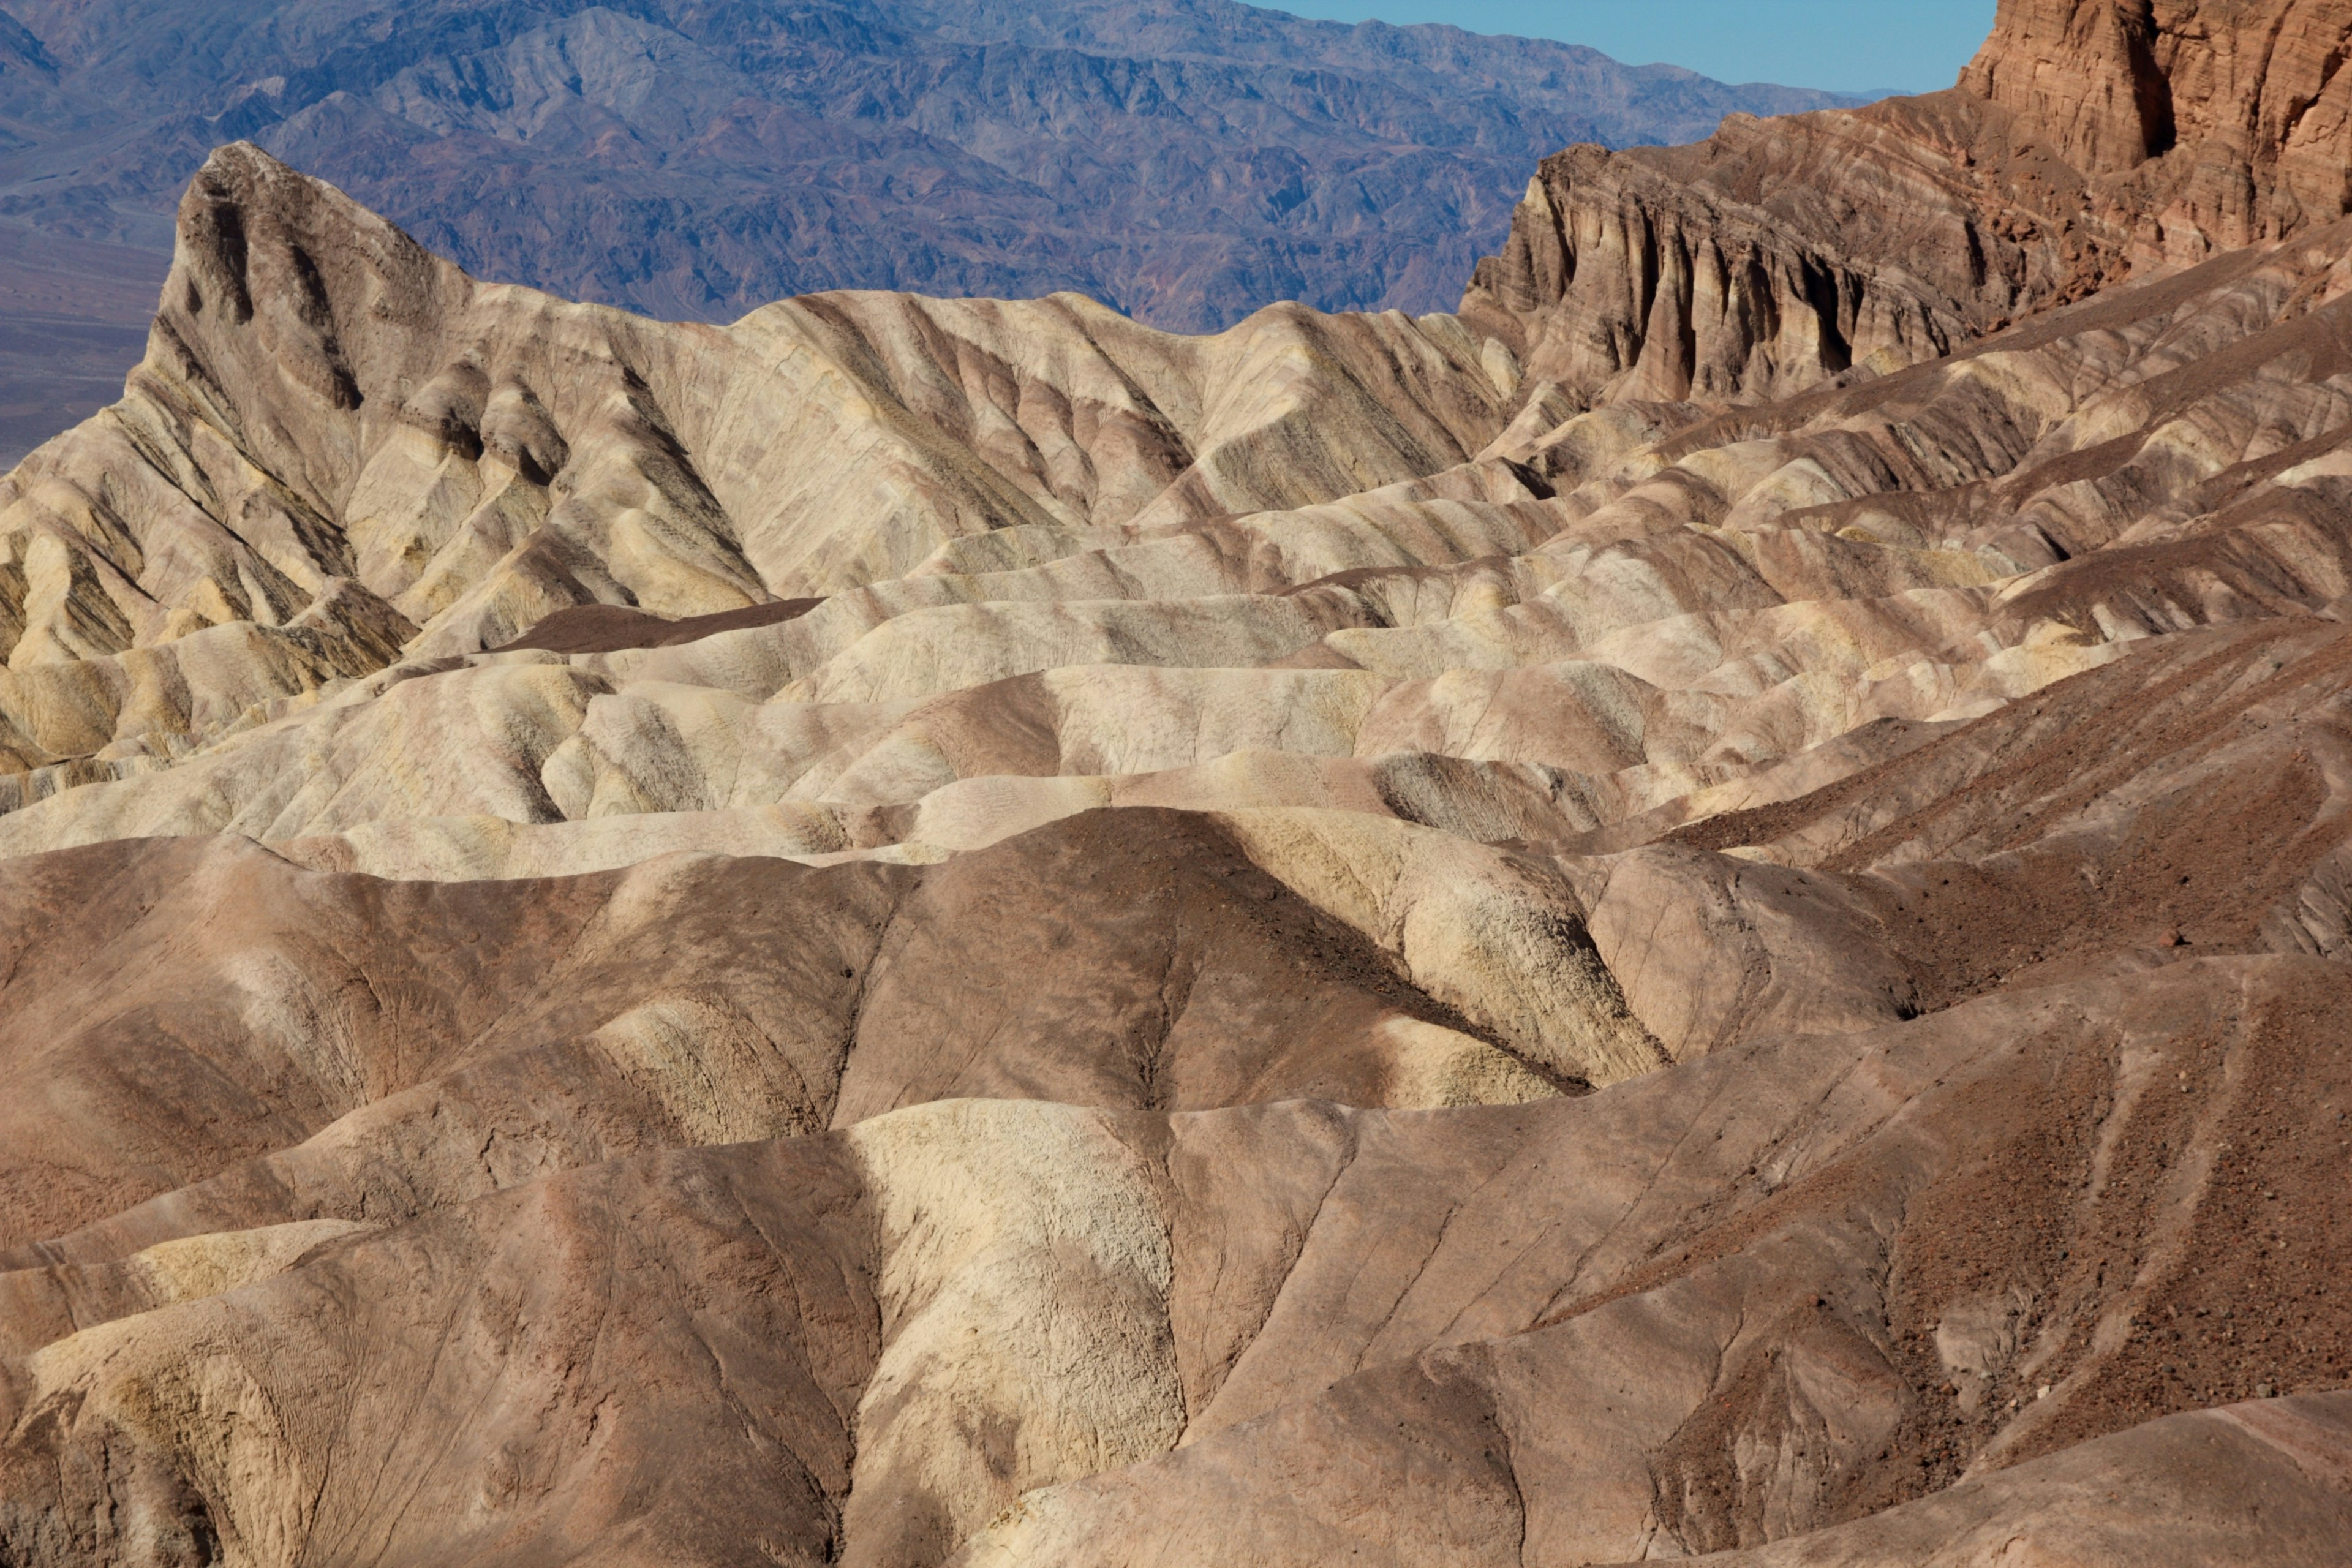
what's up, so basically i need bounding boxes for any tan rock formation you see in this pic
[0,143,1517,772]
[4,4,2352,1563]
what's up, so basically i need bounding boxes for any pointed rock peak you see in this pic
[160,144,464,424]
[172,143,440,322]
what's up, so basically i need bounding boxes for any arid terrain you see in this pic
[3,1,2352,1564]
[0,0,1864,468]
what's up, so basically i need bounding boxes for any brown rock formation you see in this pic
[1964,0,2352,252]
[2,3,2352,1564]
[1960,0,2186,173]
[1463,0,2352,409]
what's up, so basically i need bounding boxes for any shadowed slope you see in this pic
[0,809,1596,1261]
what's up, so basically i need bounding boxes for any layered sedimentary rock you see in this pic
[1462,0,2352,409]
[4,4,2352,1564]
[0,143,1516,775]
[0,0,1871,471]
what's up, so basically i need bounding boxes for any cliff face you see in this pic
[1460,104,1994,407]
[1965,0,2352,254]
[1960,0,2184,173]
[1464,0,2352,410]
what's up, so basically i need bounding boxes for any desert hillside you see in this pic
[2,1,2352,1564]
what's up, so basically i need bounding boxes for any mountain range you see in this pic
[6,0,2352,1564]
[0,0,1864,466]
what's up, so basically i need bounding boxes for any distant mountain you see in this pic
[0,0,1867,464]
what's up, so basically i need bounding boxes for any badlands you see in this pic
[0,0,1865,468]
[5,0,2352,1562]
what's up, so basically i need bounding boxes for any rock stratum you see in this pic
[6,1,2352,1564]
[1466,0,2352,405]
[0,0,1865,467]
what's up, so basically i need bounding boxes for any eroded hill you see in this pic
[2,2,2351,1565]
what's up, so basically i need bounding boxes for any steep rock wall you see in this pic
[1967,0,2352,256]
[1464,0,2352,412]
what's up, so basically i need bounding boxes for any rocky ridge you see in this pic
[1463,0,2352,409]
[0,0,1861,328]
[2,2,2352,1565]
[0,0,1870,469]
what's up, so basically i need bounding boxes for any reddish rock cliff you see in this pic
[1969,0,2352,256]
[1961,0,2182,173]
[1466,0,2352,410]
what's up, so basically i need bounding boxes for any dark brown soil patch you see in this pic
[492,598,823,655]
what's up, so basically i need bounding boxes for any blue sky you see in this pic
[1271,1,2000,95]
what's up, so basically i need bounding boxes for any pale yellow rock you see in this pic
[590,995,828,1145]
[843,1100,1186,1556]
[1369,1016,1563,1109]
[26,1220,386,1568]
[121,1220,376,1310]
[273,805,852,880]
[1212,809,1664,1085]
[31,1330,318,1568]
[785,593,1376,706]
